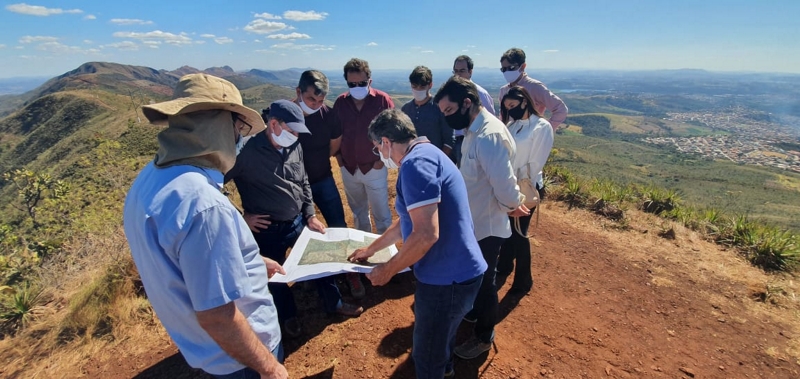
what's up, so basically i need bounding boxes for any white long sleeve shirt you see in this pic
[507,116,554,188]
[460,107,523,241]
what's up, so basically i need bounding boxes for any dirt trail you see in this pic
[86,203,799,379]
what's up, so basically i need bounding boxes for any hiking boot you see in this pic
[347,273,366,299]
[462,309,477,323]
[454,337,492,360]
[282,317,302,338]
[335,302,364,317]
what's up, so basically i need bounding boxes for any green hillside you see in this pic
[553,134,800,231]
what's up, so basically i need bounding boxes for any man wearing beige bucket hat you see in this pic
[124,73,288,378]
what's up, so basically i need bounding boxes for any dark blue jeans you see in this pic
[413,274,482,379]
[252,214,342,321]
[472,236,506,343]
[212,343,284,379]
[310,175,347,228]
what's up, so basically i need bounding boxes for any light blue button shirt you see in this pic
[123,162,280,375]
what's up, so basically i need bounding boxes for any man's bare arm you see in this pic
[196,302,287,379]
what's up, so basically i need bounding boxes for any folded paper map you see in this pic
[269,227,402,283]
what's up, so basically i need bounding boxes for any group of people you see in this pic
[122,47,566,379]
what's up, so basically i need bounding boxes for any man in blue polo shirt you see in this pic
[124,74,287,378]
[349,109,486,379]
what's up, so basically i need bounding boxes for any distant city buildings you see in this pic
[643,109,800,173]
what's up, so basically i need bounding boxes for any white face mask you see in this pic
[503,69,522,84]
[299,99,321,115]
[411,89,428,102]
[349,86,369,100]
[272,130,298,148]
[235,135,253,156]
[379,141,398,169]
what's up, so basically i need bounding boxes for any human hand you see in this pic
[508,204,530,217]
[366,264,393,286]
[244,213,272,233]
[262,257,286,278]
[260,363,288,379]
[307,216,326,233]
[348,247,374,263]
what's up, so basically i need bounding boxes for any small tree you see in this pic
[2,169,70,226]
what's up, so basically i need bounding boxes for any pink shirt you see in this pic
[499,74,568,128]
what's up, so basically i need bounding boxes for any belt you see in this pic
[270,214,302,227]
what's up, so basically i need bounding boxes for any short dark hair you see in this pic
[501,48,526,66]
[368,109,417,144]
[343,58,371,79]
[454,55,474,70]
[297,70,329,96]
[433,75,481,108]
[500,86,541,123]
[409,66,432,87]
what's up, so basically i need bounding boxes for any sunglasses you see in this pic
[232,113,253,136]
[500,65,520,73]
[347,80,369,88]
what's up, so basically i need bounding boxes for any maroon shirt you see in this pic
[333,87,394,175]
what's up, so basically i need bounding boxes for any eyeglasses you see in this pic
[500,65,520,73]
[452,68,469,74]
[372,145,380,156]
[347,80,369,88]
[232,113,253,136]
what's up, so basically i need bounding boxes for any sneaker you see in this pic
[282,317,302,338]
[454,337,492,360]
[347,273,366,299]
[335,302,364,317]
[462,309,477,323]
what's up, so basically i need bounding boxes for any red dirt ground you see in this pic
[83,202,800,379]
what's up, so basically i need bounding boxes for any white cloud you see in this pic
[103,41,139,51]
[267,33,310,40]
[142,40,160,45]
[462,49,469,52]
[0,44,5,49]
[200,34,215,38]
[110,18,154,25]
[83,14,96,20]
[83,39,93,44]
[542,49,559,53]
[14,46,24,50]
[6,3,83,16]
[466,45,476,48]
[195,40,206,44]
[113,30,193,46]
[255,49,275,54]
[271,42,334,51]
[34,41,100,55]
[367,42,378,46]
[283,10,328,21]
[19,35,58,44]
[214,37,234,44]
[255,12,281,20]
[421,50,434,53]
[19,55,36,59]
[244,19,288,34]
[254,39,262,43]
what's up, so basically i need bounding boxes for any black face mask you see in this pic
[507,104,526,120]
[445,103,472,130]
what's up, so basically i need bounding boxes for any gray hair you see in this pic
[297,70,329,96]
[368,109,417,144]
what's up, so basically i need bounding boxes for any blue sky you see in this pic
[1,0,799,78]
